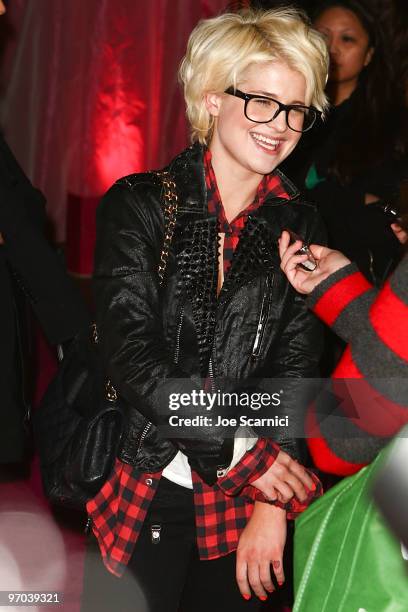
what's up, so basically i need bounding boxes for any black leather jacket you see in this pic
[94,144,325,484]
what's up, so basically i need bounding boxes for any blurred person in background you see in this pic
[0,0,89,474]
[282,0,408,375]
[373,0,408,104]
[283,0,407,288]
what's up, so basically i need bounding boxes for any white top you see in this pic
[162,426,258,488]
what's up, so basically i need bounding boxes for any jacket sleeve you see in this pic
[93,181,232,484]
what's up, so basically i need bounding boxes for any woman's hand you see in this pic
[236,502,287,600]
[391,223,408,245]
[278,230,351,295]
[251,449,314,503]
[0,232,4,244]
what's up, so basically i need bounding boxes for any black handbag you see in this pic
[34,171,179,510]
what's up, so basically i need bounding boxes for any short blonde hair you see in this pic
[179,7,329,144]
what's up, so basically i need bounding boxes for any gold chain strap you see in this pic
[156,170,178,286]
[98,171,178,401]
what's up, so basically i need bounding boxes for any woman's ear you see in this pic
[364,46,374,67]
[204,92,223,117]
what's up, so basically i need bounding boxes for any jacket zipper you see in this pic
[173,305,184,364]
[252,274,272,358]
[208,356,216,393]
[137,420,152,455]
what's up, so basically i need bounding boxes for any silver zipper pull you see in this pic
[252,321,263,353]
[151,524,161,544]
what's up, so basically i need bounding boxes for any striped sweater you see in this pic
[305,254,408,476]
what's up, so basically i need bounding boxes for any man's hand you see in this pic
[279,230,351,295]
[251,449,314,503]
[236,503,287,600]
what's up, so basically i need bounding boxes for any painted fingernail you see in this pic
[242,593,251,600]
[259,596,268,601]
[278,581,284,586]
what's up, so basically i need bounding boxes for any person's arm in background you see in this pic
[0,137,90,344]
[279,232,408,475]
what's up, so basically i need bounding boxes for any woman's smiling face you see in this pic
[206,61,307,180]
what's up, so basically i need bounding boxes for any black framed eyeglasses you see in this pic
[225,87,321,133]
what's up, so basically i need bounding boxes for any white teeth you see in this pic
[251,133,280,149]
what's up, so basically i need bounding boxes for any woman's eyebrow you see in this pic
[252,90,306,105]
[317,25,357,34]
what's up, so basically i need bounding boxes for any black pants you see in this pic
[81,477,292,612]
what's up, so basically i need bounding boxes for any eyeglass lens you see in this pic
[246,98,316,132]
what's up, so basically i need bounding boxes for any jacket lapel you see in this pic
[219,215,279,301]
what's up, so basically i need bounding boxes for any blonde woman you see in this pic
[82,7,329,612]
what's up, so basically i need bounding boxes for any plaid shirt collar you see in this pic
[204,147,290,276]
[204,146,290,233]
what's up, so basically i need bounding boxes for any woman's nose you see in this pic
[270,109,288,133]
[329,37,340,59]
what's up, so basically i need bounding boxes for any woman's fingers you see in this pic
[277,229,291,258]
[236,559,251,599]
[280,471,307,502]
[274,451,314,500]
[236,503,287,601]
[308,243,330,260]
[282,251,309,270]
[237,559,277,601]
[273,479,294,504]
[247,560,267,600]
[279,238,304,271]
[279,231,332,265]
[255,480,283,500]
[260,561,275,593]
[272,558,285,586]
[288,459,314,490]
[264,486,278,501]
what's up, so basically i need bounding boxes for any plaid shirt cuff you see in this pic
[217,438,279,495]
[241,470,323,519]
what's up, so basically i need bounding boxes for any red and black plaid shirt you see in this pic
[203,147,289,276]
[87,149,322,577]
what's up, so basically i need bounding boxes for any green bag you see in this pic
[294,451,408,612]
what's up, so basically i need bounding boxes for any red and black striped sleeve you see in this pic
[305,256,408,475]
